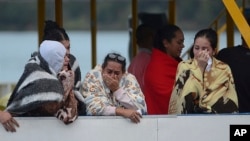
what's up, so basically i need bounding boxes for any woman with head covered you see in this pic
[6,40,71,118]
[42,20,85,116]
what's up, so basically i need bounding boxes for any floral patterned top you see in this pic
[81,65,147,116]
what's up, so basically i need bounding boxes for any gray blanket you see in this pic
[6,53,64,116]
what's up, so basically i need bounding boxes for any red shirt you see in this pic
[144,48,181,114]
[128,48,151,93]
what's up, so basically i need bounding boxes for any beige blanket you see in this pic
[168,57,238,114]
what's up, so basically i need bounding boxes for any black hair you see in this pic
[194,28,218,50]
[153,24,182,52]
[188,45,194,59]
[42,20,69,43]
[102,53,126,73]
[136,24,155,45]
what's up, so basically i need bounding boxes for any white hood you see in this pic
[39,40,66,74]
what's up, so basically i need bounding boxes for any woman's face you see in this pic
[193,37,214,58]
[61,40,70,70]
[102,61,123,81]
[163,30,185,58]
[61,40,70,54]
[63,53,70,71]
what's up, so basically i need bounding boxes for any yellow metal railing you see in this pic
[223,0,250,48]
[181,0,248,59]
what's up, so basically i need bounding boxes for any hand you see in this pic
[195,50,210,72]
[103,74,120,92]
[0,111,19,132]
[115,108,142,124]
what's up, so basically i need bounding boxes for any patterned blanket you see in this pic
[168,57,238,114]
[6,53,64,116]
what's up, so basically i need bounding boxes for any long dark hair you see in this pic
[194,28,218,50]
[42,20,69,43]
[153,24,182,52]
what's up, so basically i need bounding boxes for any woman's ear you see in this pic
[162,39,169,49]
[212,49,217,56]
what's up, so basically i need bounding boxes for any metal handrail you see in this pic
[181,8,228,59]
[181,0,246,59]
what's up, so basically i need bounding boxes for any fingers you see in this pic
[130,111,142,124]
[3,118,18,132]
[104,76,119,92]
[196,50,210,63]
[11,118,20,127]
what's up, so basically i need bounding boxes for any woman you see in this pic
[42,20,82,90]
[42,20,85,115]
[6,41,78,124]
[144,24,185,115]
[81,53,147,123]
[168,28,238,114]
[6,40,69,116]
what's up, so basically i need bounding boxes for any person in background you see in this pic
[216,17,250,113]
[143,24,184,115]
[168,28,238,114]
[42,20,85,115]
[128,24,155,92]
[6,40,79,123]
[0,110,19,132]
[80,52,147,123]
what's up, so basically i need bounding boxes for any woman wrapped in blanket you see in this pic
[168,28,238,114]
[81,53,147,123]
[6,40,78,124]
[42,20,85,116]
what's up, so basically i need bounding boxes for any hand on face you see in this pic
[195,50,210,71]
[103,73,120,92]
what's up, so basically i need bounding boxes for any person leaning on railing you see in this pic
[80,52,147,123]
[42,20,86,116]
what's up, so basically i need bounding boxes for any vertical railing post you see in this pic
[55,0,63,27]
[91,0,97,68]
[168,0,176,24]
[131,0,138,58]
[37,0,45,46]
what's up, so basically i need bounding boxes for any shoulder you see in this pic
[178,59,193,68]
[85,65,102,78]
[213,57,231,70]
[122,72,138,83]
[217,45,242,55]
[69,54,79,66]
[70,54,77,60]
[124,72,136,79]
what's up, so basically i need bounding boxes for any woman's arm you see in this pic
[113,73,147,114]
[81,71,115,116]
